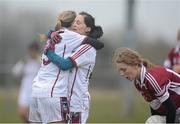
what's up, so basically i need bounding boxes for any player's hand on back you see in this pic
[47,30,64,44]
[50,31,62,44]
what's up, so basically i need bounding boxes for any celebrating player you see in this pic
[113,47,180,123]
[45,12,104,123]
[29,10,103,123]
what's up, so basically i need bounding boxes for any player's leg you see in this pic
[18,106,29,123]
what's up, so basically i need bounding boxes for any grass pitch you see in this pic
[0,88,149,123]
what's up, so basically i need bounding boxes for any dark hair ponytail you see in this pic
[89,25,103,39]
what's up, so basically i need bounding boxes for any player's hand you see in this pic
[43,42,55,55]
[50,31,62,44]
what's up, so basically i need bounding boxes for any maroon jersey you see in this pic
[134,65,180,114]
[164,45,180,69]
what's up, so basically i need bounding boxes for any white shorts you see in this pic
[69,97,90,123]
[29,97,69,123]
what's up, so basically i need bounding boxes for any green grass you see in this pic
[0,88,149,123]
[0,88,21,122]
[88,89,149,123]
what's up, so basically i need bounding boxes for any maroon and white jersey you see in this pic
[134,65,180,114]
[68,44,96,113]
[164,44,180,69]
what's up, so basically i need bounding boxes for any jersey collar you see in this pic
[140,64,146,85]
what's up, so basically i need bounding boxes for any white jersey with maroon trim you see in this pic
[134,65,180,114]
[32,28,86,98]
[68,44,96,112]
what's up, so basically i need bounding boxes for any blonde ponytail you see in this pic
[39,10,76,42]
[55,20,62,31]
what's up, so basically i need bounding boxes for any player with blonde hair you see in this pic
[44,11,104,123]
[113,47,180,123]
[39,10,76,43]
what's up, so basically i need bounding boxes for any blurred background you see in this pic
[0,0,180,122]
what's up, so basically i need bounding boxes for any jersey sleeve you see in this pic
[69,44,96,67]
[146,72,169,103]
